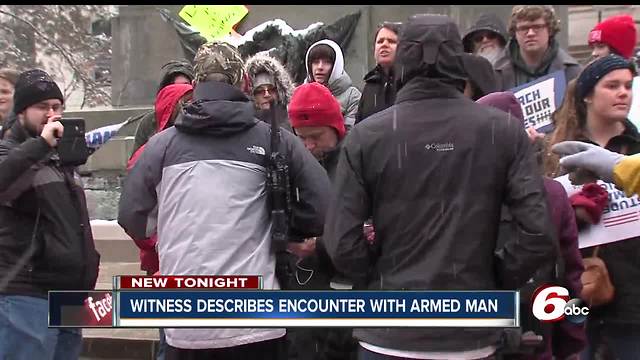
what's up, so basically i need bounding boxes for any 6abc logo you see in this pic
[531,284,590,324]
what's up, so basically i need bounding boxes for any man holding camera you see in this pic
[0,69,100,359]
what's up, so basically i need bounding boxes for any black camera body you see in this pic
[57,118,90,167]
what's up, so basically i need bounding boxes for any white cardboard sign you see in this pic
[555,174,640,248]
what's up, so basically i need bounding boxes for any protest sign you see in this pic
[179,5,249,41]
[85,121,127,149]
[510,70,566,133]
[555,174,640,248]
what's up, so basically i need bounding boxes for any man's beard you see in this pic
[21,118,42,138]
[477,47,503,66]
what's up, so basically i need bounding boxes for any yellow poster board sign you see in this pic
[179,5,249,41]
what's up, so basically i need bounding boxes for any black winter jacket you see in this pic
[0,121,100,298]
[324,76,556,352]
[355,65,396,124]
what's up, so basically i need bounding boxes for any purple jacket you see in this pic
[477,92,586,358]
[533,178,586,359]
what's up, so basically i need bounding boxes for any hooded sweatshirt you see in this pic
[126,83,193,274]
[462,13,508,65]
[131,60,195,155]
[305,39,362,129]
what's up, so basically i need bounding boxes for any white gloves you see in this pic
[551,141,624,184]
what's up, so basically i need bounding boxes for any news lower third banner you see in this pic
[49,291,519,328]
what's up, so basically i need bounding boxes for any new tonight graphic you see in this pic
[115,290,519,327]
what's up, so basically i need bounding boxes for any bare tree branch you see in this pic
[0,7,111,106]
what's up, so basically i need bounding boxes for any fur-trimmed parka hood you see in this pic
[245,53,295,106]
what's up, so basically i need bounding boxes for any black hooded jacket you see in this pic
[460,53,498,100]
[323,14,555,353]
[462,13,508,53]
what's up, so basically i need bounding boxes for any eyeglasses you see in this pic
[472,31,498,43]
[253,85,276,96]
[32,102,63,113]
[515,23,548,35]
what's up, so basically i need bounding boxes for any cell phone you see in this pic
[57,118,90,166]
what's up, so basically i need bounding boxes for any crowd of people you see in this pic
[1,4,640,360]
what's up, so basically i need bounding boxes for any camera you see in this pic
[57,118,90,166]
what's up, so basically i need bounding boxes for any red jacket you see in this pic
[126,83,193,273]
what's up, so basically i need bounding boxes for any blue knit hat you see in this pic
[575,54,636,101]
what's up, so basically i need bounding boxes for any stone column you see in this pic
[111,5,185,107]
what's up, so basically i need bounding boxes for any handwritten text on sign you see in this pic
[179,5,249,41]
[555,174,640,248]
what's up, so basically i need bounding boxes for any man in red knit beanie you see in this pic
[589,14,637,60]
[289,82,346,163]
[287,82,358,360]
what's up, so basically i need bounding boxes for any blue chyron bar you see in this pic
[114,290,519,328]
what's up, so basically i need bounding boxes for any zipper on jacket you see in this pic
[62,167,90,289]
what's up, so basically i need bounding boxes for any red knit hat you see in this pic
[588,14,637,59]
[288,82,346,140]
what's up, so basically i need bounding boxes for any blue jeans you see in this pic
[157,328,167,360]
[581,320,640,360]
[0,294,83,360]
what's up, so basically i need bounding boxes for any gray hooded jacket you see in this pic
[118,80,331,349]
